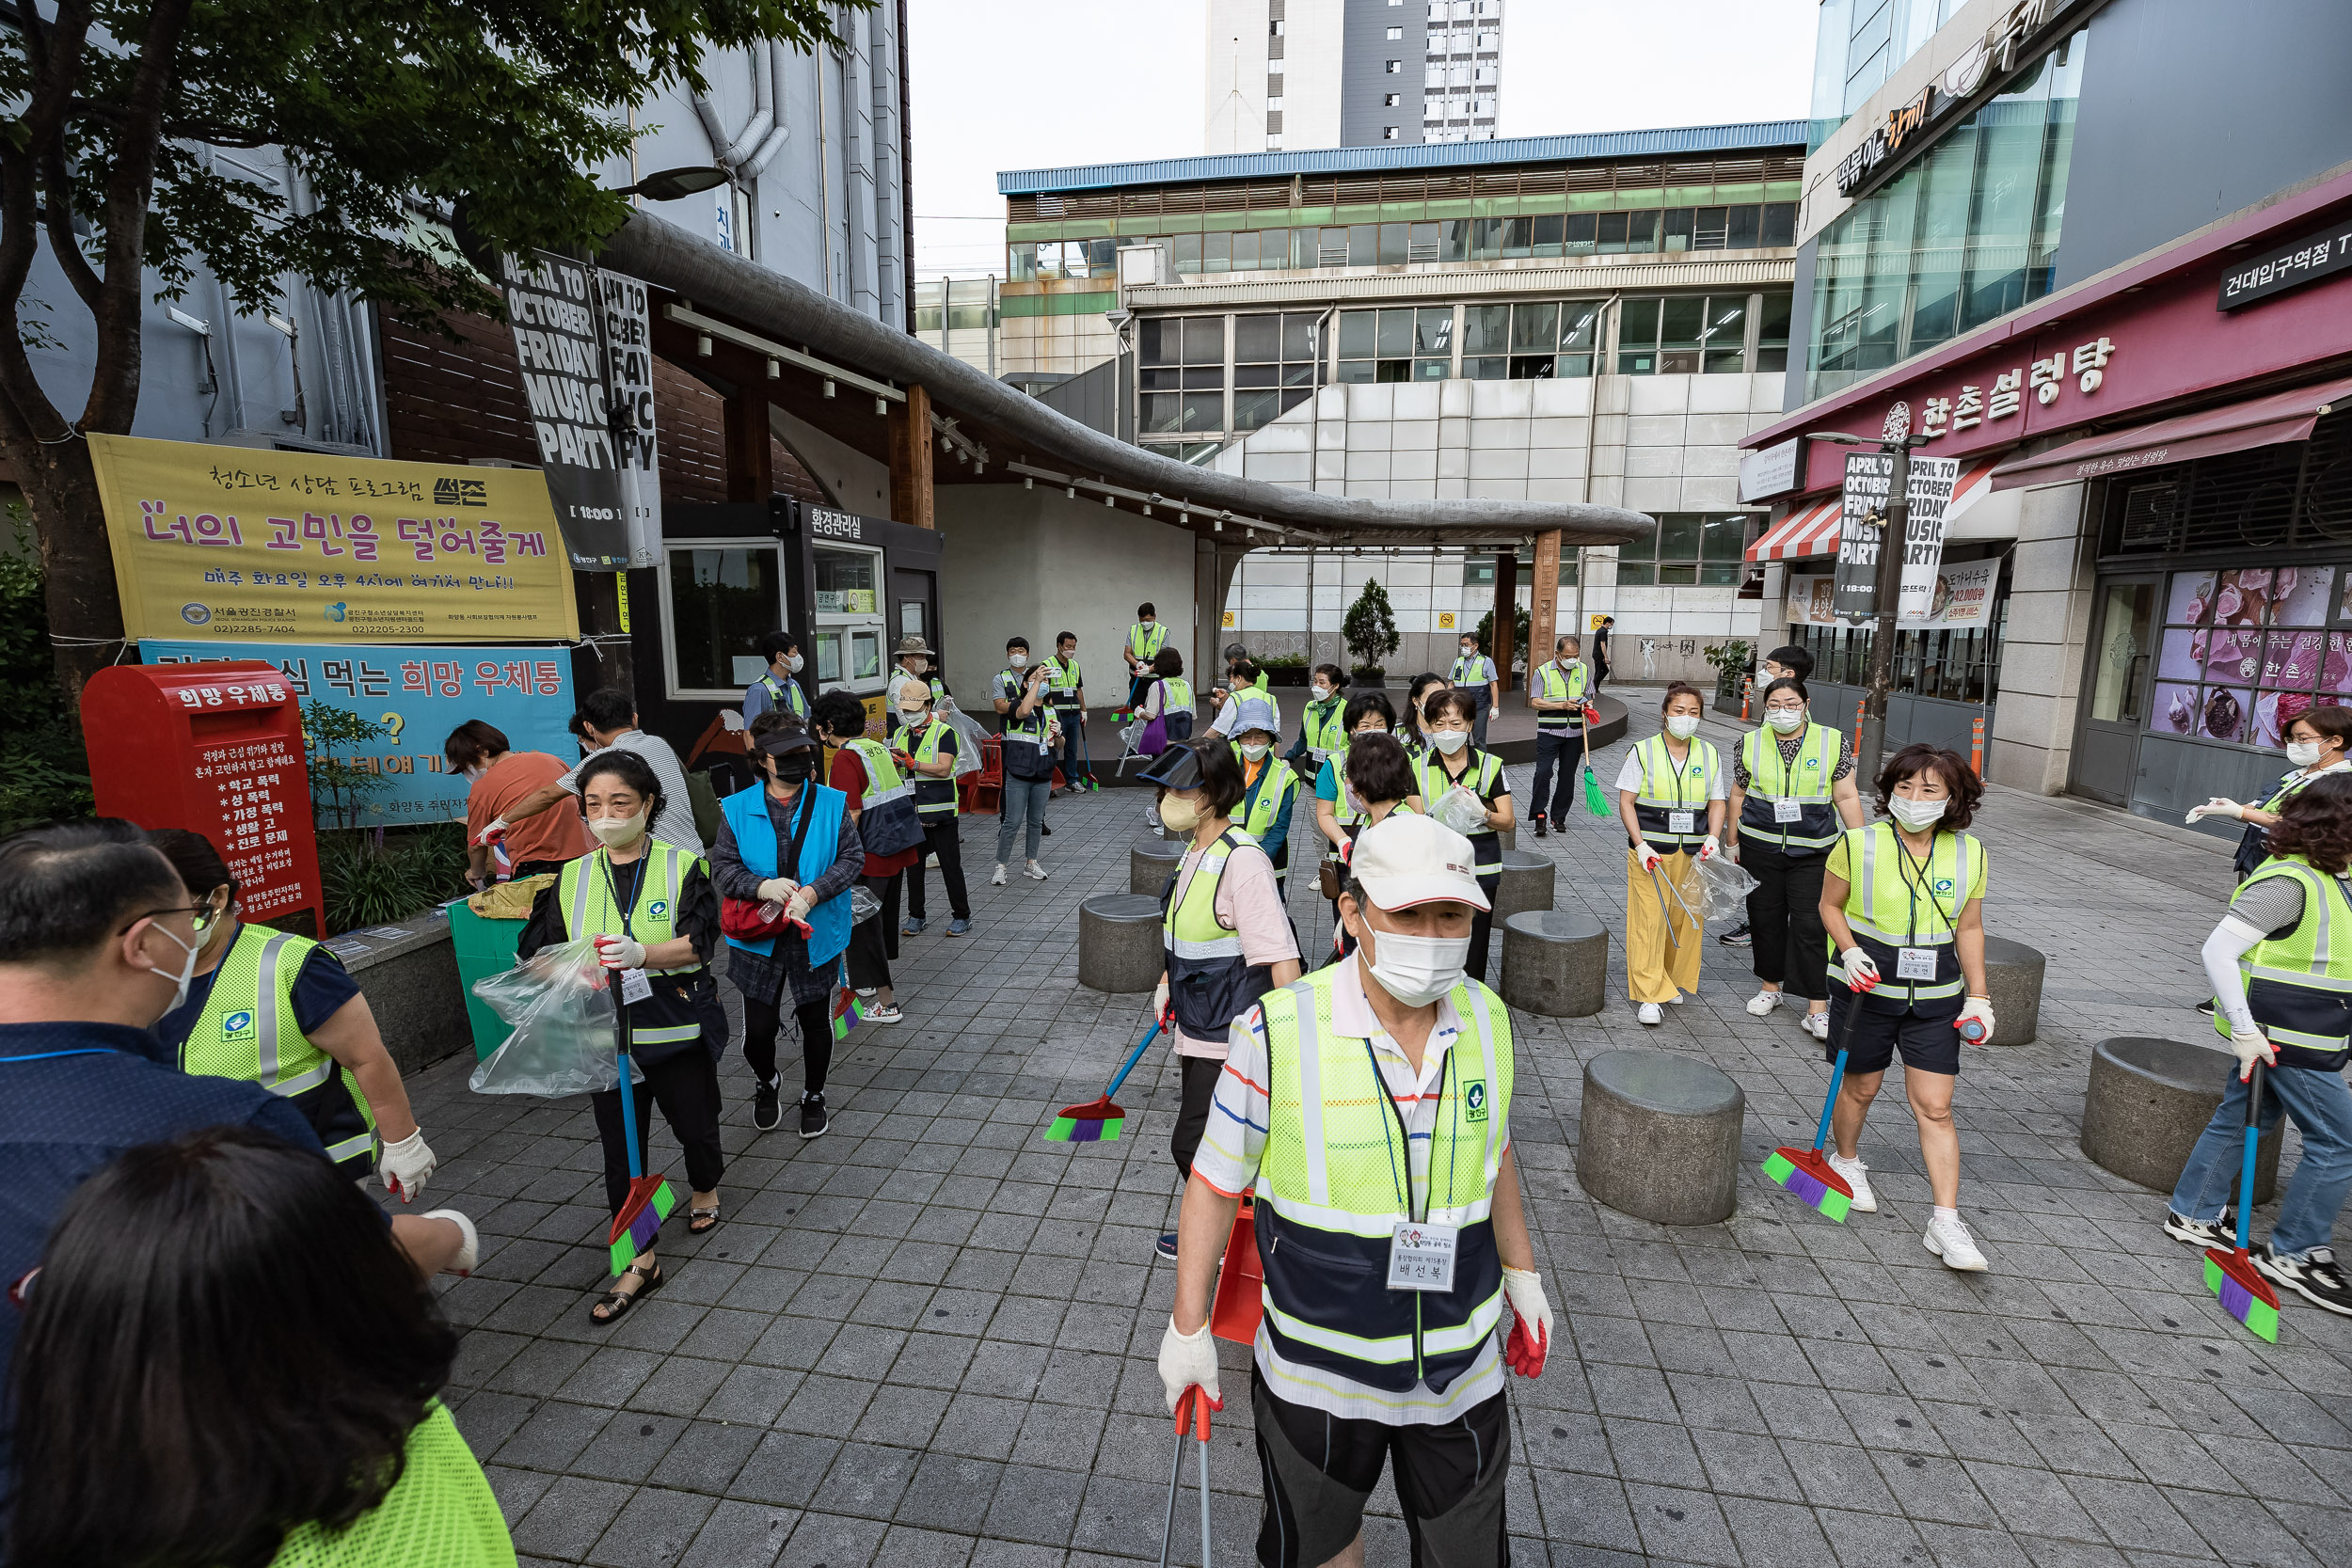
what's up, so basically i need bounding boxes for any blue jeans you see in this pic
[1050,706,1090,784]
[996,776,1050,865]
[1530,731,1583,821]
[2168,1062,2352,1259]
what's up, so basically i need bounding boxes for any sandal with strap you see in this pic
[688,1202,721,1235]
[589,1259,664,1324]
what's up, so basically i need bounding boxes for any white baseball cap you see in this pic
[1349,814,1488,912]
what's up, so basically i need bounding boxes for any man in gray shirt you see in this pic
[471,688,705,858]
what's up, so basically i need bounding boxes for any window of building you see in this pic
[1465,551,1578,588]
[1335,307,1454,383]
[1385,92,1401,105]
[1386,59,1402,72]
[1232,312,1322,430]
[665,545,782,696]
[1462,300,1600,380]
[810,543,884,689]
[1387,24,1404,39]
[1617,293,1785,374]
[1383,127,1401,140]
[1139,316,1226,436]
[1614,515,1756,586]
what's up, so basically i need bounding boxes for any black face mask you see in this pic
[770,753,815,784]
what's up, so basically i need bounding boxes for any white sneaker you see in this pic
[1025,861,1049,880]
[991,863,1008,886]
[1637,1002,1664,1025]
[1803,1011,1831,1041]
[1667,992,1686,1005]
[1146,808,1161,828]
[1746,990,1779,1017]
[1825,1152,1877,1212]
[1925,1213,1990,1272]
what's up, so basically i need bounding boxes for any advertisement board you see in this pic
[1831,451,1963,625]
[142,640,580,825]
[92,434,580,644]
[1788,559,1998,629]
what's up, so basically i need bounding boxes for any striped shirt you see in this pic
[1192,955,1505,1423]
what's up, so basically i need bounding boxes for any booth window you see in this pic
[811,543,884,690]
[1335,307,1453,384]
[666,545,783,696]
[1614,514,1756,585]
[1232,311,1321,430]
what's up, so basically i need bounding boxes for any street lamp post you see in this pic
[1812,410,1934,784]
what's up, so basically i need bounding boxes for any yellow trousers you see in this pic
[1626,847,1703,1003]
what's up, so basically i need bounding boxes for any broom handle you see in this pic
[1813,983,1867,1154]
[1103,1020,1165,1102]
[615,987,642,1181]
[2236,1058,2265,1252]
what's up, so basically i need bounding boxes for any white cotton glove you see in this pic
[784,886,818,922]
[1501,1266,1552,1378]
[1955,995,1995,1043]
[1158,1315,1223,1414]
[1154,977,1172,1028]
[2230,1024,2278,1082]
[593,934,646,970]
[1839,947,1881,991]
[2187,798,2247,824]
[421,1209,478,1275]
[756,878,796,905]
[1697,834,1721,863]
[378,1129,437,1203]
[471,817,508,847]
[1633,842,1664,873]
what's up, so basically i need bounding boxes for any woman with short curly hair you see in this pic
[2163,771,2352,1316]
[1816,743,1993,1272]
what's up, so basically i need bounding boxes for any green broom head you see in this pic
[607,1175,675,1275]
[1044,1094,1123,1143]
[829,988,869,1043]
[1762,1147,1852,1223]
[1581,763,1611,818]
[2205,1246,2281,1342]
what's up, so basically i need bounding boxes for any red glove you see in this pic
[1501,1266,1550,1378]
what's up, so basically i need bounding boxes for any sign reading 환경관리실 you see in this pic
[92,434,580,644]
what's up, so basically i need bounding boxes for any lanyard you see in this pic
[0,1050,110,1065]
[598,851,649,939]
[1891,829,1958,941]
[1659,738,1696,806]
[1361,1035,1454,1225]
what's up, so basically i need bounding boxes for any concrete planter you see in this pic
[323,911,471,1078]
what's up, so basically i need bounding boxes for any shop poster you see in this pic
[141,640,579,825]
[92,435,580,644]
[1831,451,1962,624]
[1787,559,1996,630]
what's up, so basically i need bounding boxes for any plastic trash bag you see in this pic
[850,884,883,924]
[940,705,984,778]
[1687,852,1760,926]
[1430,784,1490,837]
[469,938,622,1098]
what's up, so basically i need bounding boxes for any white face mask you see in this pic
[589,807,649,848]
[1765,707,1805,733]
[787,653,803,674]
[1361,922,1471,1007]
[898,706,928,724]
[1159,794,1203,832]
[1009,654,1028,670]
[463,765,487,782]
[142,923,204,1018]
[1239,740,1271,761]
[1888,796,1947,831]
[2288,739,2327,768]
[1311,685,1333,702]
[1431,728,1470,753]
[1665,714,1700,740]
[1459,646,1477,659]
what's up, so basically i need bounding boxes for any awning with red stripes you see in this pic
[1745,494,1844,562]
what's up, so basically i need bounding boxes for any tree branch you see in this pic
[69,98,276,149]
[39,144,103,316]
[83,0,195,434]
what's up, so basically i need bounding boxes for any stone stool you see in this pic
[1576,1050,1745,1226]
[2081,1037,2280,1202]
[1131,836,1184,898]
[1980,936,2045,1045]
[1496,826,1516,854]
[1490,848,1557,926]
[1078,895,1164,994]
[1500,910,1608,1018]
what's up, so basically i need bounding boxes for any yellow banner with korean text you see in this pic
[92,434,580,643]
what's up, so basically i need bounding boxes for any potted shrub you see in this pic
[1343,580,1399,689]
[1703,639,1754,712]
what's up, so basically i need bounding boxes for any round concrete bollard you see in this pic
[1078,895,1165,994]
[1490,848,1557,926]
[1496,825,1516,854]
[1576,1050,1744,1226]
[1980,935,2045,1045]
[2081,1037,2280,1203]
[1500,910,1608,1018]
[1131,836,1184,898]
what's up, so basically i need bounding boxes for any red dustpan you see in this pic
[1211,1198,1263,1345]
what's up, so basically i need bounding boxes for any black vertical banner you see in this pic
[500,249,628,571]
[1833,451,1892,625]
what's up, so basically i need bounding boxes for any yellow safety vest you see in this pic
[183,922,375,1173]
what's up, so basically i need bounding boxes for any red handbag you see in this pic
[720,896,808,942]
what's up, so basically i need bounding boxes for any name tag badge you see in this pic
[620,968,654,1005]
[1773,798,1804,823]
[1388,1219,1459,1293]
[1896,947,1938,981]
[1668,810,1696,835]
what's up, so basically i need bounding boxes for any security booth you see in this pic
[634,497,944,773]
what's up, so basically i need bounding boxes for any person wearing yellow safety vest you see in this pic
[894,683,973,936]
[1415,688,1517,987]
[1285,663,1348,784]
[1401,671,1446,758]
[1450,631,1502,748]
[816,689,923,1025]
[2165,771,2352,1315]
[516,748,729,1323]
[1043,629,1094,793]
[1726,677,1866,1042]
[2190,704,2352,887]
[742,631,810,728]
[1615,682,1726,1023]
[1207,654,1279,739]
[1313,694,1421,939]
[1223,693,1300,895]
[1124,600,1168,709]
[1159,813,1551,1567]
[1818,743,1994,1274]
[1141,738,1301,1262]
[1527,632,1591,836]
[147,830,436,1195]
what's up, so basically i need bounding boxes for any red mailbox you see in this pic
[81,661,327,936]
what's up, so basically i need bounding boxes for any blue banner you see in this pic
[140,640,577,825]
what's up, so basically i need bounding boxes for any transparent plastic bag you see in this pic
[850,884,883,924]
[1431,784,1490,837]
[468,938,622,1098]
[1687,852,1760,926]
[941,706,984,778]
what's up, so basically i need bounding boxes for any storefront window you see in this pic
[665,546,780,695]
[2148,566,2352,749]
[1787,618,2005,705]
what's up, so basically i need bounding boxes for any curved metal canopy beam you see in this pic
[597,210,1653,547]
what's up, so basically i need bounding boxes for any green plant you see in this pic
[301,702,395,832]
[1703,640,1755,679]
[0,506,91,831]
[1343,580,1400,673]
[1259,652,1309,668]
[319,823,470,932]
[1472,606,1533,670]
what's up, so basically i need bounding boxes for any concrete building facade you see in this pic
[1206,0,1504,155]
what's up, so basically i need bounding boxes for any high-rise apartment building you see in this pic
[1206,0,1502,155]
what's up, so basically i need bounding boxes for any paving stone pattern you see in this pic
[416,714,2352,1566]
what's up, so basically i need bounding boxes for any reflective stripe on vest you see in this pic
[1450,655,1490,688]
[1836,823,1979,1006]
[843,737,914,809]
[1413,750,1504,878]
[2222,856,2352,1067]
[1302,698,1347,761]
[1534,660,1587,732]
[1632,735,1719,849]
[1162,829,1271,1039]
[1255,970,1508,1391]
[912,719,959,817]
[562,843,694,975]
[1738,721,1842,854]
[1161,676,1193,712]
[1237,758,1298,878]
[762,674,807,719]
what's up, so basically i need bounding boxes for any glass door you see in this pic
[2072,576,2158,805]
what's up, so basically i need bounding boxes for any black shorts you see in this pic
[1251,1368,1511,1567]
[1826,989,1961,1077]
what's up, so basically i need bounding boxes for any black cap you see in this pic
[1138,744,1204,791]
[756,728,817,757]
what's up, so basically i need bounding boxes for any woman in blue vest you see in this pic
[515,749,727,1323]
[712,712,863,1142]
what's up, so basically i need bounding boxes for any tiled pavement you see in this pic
[412,709,2352,1567]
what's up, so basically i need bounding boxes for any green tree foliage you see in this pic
[1472,605,1532,671]
[1342,579,1400,674]
[0,507,92,831]
[300,700,394,832]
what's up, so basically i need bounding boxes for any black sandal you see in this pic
[688,1202,721,1235]
[589,1259,663,1323]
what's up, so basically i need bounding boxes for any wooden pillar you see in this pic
[1530,530,1561,687]
[1493,548,1518,696]
[723,389,773,503]
[888,382,935,529]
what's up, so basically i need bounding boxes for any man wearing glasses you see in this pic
[0,821,477,1496]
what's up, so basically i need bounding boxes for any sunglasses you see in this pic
[119,901,220,938]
